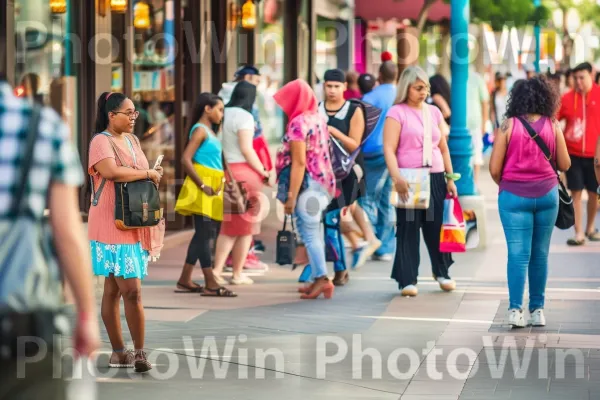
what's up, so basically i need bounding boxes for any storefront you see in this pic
[0,0,233,230]
[0,0,316,228]
[314,0,354,80]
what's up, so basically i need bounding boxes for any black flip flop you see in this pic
[566,238,585,246]
[587,230,600,241]
[201,287,237,297]
[174,282,204,293]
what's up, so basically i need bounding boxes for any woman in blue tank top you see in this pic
[174,93,237,297]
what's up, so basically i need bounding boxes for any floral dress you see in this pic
[88,133,149,280]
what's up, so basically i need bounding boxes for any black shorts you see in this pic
[326,167,366,212]
[566,155,598,192]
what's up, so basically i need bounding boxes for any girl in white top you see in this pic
[213,82,270,285]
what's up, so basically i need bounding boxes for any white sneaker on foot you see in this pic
[230,274,254,285]
[401,285,418,297]
[508,309,525,328]
[372,254,393,262]
[436,277,456,292]
[353,239,382,269]
[529,309,546,327]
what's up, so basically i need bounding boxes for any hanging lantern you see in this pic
[134,2,151,30]
[50,0,67,14]
[241,0,256,30]
[111,0,128,13]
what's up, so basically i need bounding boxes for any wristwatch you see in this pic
[200,183,205,190]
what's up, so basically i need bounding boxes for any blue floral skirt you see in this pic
[90,241,149,280]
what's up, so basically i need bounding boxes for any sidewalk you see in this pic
[85,171,600,400]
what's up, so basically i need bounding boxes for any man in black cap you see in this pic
[320,68,381,276]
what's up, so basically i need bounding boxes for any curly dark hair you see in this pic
[505,75,560,119]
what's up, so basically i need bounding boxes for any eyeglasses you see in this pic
[113,111,140,120]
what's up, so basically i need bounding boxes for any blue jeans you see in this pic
[499,188,559,312]
[294,179,332,281]
[358,156,396,256]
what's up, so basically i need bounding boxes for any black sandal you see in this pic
[567,238,585,246]
[174,282,204,293]
[333,270,349,286]
[201,287,237,297]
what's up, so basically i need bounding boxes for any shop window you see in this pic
[14,0,67,108]
[315,16,339,81]
[255,0,284,142]
[125,0,177,211]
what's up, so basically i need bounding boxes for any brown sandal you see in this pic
[201,287,238,297]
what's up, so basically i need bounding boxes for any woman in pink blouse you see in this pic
[383,66,458,297]
[274,79,337,299]
[88,92,162,372]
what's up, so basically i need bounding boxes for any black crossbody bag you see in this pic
[517,117,575,230]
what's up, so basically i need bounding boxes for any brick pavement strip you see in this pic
[67,172,600,400]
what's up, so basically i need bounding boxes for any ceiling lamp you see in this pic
[50,0,67,14]
[134,2,151,30]
[111,0,128,13]
[241,0,257,30]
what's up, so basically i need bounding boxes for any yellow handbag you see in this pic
[174,163,224,221]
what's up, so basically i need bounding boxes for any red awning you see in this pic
[355,0,450,23]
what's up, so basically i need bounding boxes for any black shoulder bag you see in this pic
[90,133,161,230]
[517,117,575,230]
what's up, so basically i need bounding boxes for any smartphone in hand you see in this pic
[153,155,164,169]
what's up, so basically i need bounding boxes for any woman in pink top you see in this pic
[88,92,162,372]
[275,79,337,299]
[489,77,570,328]
[383,66,458,297]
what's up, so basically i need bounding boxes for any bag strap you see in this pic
[11,104,42,215]
[282,215,295,232]
[422,104,433,168]
[516,116,558,177]
[89,132,131,207]
[221,155,239,185]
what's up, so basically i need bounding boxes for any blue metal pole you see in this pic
[449,0,475,196]
[534,0,541,73]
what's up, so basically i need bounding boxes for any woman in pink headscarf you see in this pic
[274,79,337,299]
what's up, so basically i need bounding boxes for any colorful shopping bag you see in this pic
[440,195,467,253]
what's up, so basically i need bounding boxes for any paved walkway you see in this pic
[78,172,600,400]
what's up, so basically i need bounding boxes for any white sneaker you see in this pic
[436,277,456,292]
[372,254,393,262]
[508,309,525,328]
[529,309,546,327]
[401,285,418,297]
[353,239,382,269]
[230,274,254,285]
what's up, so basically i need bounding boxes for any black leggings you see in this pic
[185,215,220,268]
[391,173,454,287]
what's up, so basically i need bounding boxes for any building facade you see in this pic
[0,0,328,229]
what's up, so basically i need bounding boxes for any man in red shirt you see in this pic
[557,62,600,245]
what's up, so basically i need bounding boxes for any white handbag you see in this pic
[390,104,433,210]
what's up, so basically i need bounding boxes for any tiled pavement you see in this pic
[68,173,600,399]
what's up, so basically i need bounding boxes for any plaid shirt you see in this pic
[0,81,84,219]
